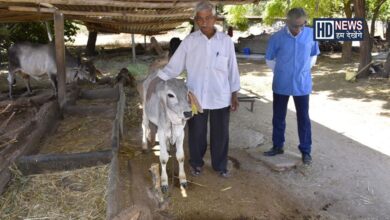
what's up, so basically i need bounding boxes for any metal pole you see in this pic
[131,33,136,63]
[144,35,147,50]
[222,16,227,32]
[45,21,53,42]
[54,11,66,108]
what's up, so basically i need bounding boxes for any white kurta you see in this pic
[157,30,240,110]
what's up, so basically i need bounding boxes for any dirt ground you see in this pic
[122,52,390,219]
[235,52,390,219]
[124,108,316,219]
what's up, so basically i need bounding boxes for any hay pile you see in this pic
[0,165,108,219]
[39,115,112,154]
[125,93,142,128]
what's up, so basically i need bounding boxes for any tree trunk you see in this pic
[386,19,390,41]
[86,30,98,56]
[370,0,386,38]
[355,0,372,78]
[342,0,353,63]
[384,52,390,76]
[342,42,353,63]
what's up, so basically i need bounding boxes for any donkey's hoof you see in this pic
[161,185,169,193]
[180,182,188,189]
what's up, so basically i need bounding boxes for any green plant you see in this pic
[224,5,249,31]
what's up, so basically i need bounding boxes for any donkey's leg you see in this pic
[158,132,169,193]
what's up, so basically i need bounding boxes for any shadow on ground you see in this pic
[312,53,389,112]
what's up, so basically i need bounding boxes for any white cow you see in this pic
[7,42,97,98]
[139,69,198,193]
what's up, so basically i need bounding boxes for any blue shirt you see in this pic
[265,26,320,96]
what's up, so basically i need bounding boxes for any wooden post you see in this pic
[54,11,66,108]
[16,150,112,175]
[131,33,136,63]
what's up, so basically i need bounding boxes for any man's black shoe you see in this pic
[302,154,312,165]
[190,166,202,176]
[263,147,284,156]
[219,170,231,178]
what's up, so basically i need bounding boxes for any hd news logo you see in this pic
[314,18,364,41]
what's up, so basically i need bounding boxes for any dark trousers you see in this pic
[272,93,312,155]
[188,106,230,172]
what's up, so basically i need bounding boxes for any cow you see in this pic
[7,42,97,98]
[139,67,201,193]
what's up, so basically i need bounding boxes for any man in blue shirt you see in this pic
[265,8,320,165]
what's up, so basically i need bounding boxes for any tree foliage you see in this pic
[244,3,266,16]
[376,0,390,22]
[290,0,343,19]
[367,0,390,21]
[263,0,343,26]
[223,3,266,31]
[263,0,288,26]
[0,20,79,51]
[224,0,389,31]
[224,5,249,31]
[262,0,390,25]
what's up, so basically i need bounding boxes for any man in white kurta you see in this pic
[149,1,240,177]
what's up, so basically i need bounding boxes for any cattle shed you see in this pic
[0,0,254,107]
[0,1,256,219]
[0,0,254,35]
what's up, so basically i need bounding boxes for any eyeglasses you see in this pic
[195,15,215,23]
[289,21,307,29]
